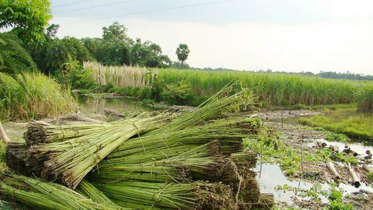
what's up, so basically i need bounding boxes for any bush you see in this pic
[68,64,98,89]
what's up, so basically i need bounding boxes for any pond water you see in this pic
[77,95,153,115]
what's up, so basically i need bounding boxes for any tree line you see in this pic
[0,0,191,78]
[25,21,191,76]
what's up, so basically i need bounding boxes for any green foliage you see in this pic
[46,24,59,40]
[102,21,132,43]
[44,39,72,74]
[0,33,37,78]
[243,130,303,177]
[26,37,93,75]
[161,82,193,105]
[325,133,349,142]
[131,39,171,68]
[0,72,75,120]
[68,65,98,89]
[0,0,52,42]
[82,37,131,66]
[321,149,358,164]
[328,186,352,210]
[176,44,190,66]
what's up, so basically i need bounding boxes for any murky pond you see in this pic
[77,95,154,115]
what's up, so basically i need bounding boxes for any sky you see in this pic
[50,0,373,74]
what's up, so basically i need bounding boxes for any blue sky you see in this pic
[50,0,373,74]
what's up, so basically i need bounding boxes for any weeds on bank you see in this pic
[299,109,373,141]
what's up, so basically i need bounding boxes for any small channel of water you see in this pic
[77,95,153,115]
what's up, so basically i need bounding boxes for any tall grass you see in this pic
[84,61,155,88]
[157,69,369,107]
[358,84,373,113]
[0,72,76,120]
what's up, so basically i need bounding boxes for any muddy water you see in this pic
[77,96,153,115]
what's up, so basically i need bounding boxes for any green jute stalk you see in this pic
[147,82,254,136]
[108,117,261,160]
[0,174,124,210]
[90,141,222,182]
[24,122,108,145]
[76,180,120,207]
[93,181,238,210]
[24,113,172,189]
[24,112,169,145]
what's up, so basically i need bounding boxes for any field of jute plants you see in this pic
[157,69,372,108]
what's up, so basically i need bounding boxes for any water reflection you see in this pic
[77,96,153,115]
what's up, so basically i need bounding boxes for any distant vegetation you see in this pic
[78,63,373,112]
[157,68,368,107]
[196,68,373,81]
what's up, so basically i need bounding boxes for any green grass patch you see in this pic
[299,109,373,141]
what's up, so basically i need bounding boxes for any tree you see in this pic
[0,33,37,77]
[176,44,190,67]
[102,21,133,44]
[0,0,52,42]
[131,39,170,68]
[46,24,59,40]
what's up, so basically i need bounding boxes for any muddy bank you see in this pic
[252,109,373,209]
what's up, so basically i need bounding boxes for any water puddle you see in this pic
[256,163,373,204]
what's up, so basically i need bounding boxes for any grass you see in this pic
[358,84,373,113]
[299,108,373,141]
[0,72,76,120]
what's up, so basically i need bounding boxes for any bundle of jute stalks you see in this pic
[4,83,274,209]
[0,174,124,210]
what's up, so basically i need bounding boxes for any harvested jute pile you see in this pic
[4,83,274,209]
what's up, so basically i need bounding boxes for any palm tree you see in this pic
[0,32,37,81]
